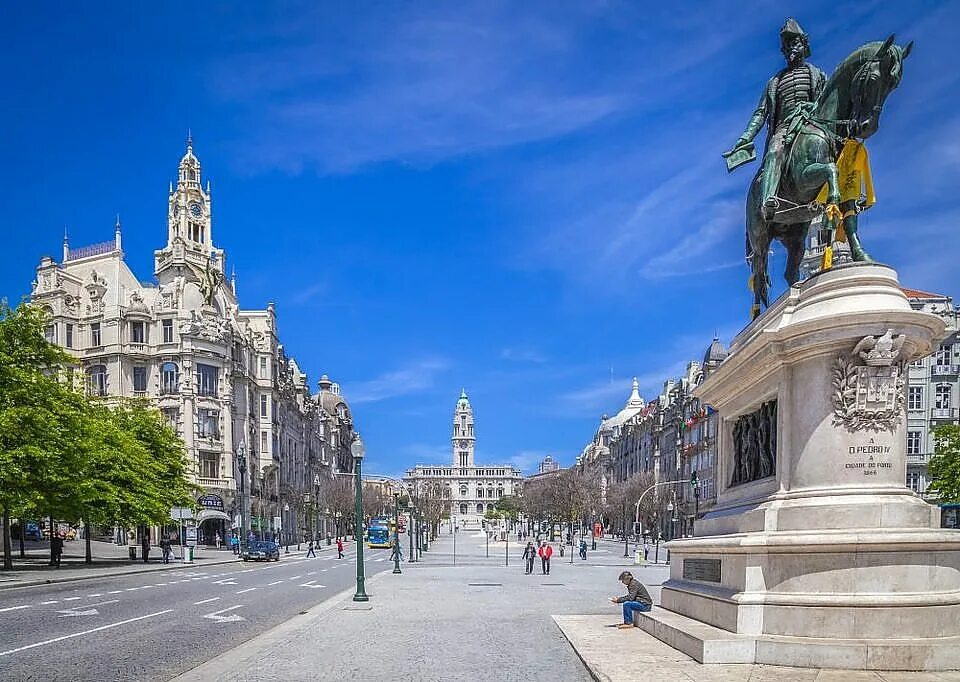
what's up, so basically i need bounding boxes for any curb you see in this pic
[0,555,243,591]
[172,570,391,681]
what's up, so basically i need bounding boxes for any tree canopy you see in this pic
[929,424,960,503]
[0,302,194,567]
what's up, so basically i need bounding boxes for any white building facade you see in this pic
[404,390,523,530]
[30,140,355,545]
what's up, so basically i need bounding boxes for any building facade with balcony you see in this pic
[30,140,354,545]
[903,288,959,499]
[404,390,523,530]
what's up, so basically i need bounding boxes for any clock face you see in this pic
[189,202,202,218]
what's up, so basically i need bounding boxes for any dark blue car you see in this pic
[242,540,280,562]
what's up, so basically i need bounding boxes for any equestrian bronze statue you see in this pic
[724,19,912,319]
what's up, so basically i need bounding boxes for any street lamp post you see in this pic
[351,433,369,602]
[622,500,629,558]
[235,441,247,554]
[392,492,402,574]
[408,504,416,563]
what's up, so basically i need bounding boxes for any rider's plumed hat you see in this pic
[780,18,811,58]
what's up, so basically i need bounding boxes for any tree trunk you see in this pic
[18,519,24,558]
[2,506,12,570]
[84,522,92,564]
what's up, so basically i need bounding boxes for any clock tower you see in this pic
[452,389,475,468]
[154,135,226,295]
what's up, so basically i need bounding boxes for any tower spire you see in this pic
[114,214,122,251]
[186,128,193,151]
[62,227,69,262]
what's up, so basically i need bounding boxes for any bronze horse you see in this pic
[745,36,912,318]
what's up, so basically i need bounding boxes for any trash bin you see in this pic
[634,549,643,565]
[184,546,195,563]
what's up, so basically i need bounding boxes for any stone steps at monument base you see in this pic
[635,606,960,670]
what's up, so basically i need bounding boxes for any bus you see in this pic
[367,524,392,549]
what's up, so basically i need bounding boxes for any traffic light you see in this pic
[690,471,699,488]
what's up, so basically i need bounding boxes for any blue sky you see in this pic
[2,2,958,478]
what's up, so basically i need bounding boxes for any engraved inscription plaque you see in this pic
[683,558,721,583]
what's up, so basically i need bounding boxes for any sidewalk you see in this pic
[172,530,958,682]
[174,530,660,681]
[0,539,318,590]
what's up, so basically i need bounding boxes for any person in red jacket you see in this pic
[538,542,553,575]
[336,537,344,559]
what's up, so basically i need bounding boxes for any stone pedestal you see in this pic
[640,264,960,671]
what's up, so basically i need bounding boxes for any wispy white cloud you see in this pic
[347,358,450,404]
[289,281,328,305]
[500,347,548,363]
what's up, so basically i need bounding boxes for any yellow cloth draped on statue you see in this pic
[816,139,875,207]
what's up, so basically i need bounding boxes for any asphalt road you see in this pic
[0,542,397,682]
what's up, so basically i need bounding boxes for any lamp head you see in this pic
[351,432,365,460]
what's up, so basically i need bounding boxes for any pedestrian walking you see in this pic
[306,541,316,558]
[517,529,522,543]
[559,541,565,558]
[610,570,653,629]
[539,542,553,574]
[336,537,344,559]
[215,532,222,549]
[522,541,536,575]
[579,539,588,561]
[160,536,172,564]
[50,535,63,568]
[643,542,650,562]
[141,530,150,563]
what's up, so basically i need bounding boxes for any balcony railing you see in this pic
[907,452,929,464]
[197,477,235,490]
[931,408,958,420]
[133,390,147,398]
[931,364,960,376]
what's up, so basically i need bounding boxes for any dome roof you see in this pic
[703,337,728,366]
[599,377,645,431]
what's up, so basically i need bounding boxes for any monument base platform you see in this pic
[645,264,960,671]
[635,606,960,670]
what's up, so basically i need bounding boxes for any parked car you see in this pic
[242,540,280,562]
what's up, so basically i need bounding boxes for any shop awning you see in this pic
[196,509,231,523]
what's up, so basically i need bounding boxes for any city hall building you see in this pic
[29,140,356,545]
[404,391,523,530]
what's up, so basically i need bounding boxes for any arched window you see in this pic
[161,362,179,394]
[477,488,483,498]
[497,488,503,498]
[459,487,468,497]
[487,488,494,499]
[459,503,467,515]
[476,504,484,514]
[86,365,107,397]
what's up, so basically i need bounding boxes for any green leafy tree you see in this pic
[0,302,85,568]
[929,424,960,503]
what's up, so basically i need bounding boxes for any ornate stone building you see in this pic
[404,390,523,530]
[30,140,355,545]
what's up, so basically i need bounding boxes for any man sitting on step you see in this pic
[610,570,653,629]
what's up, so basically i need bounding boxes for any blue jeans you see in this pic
[622,601,651,624]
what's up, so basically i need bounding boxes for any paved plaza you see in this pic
[165,530,957,682]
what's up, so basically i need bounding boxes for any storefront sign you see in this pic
[198,494,224,510]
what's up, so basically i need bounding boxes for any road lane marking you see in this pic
[289,575,302,580]
[62,597,82,601]
[240,569,254,573]
[125,588,139,592]
[40,601,59,605]
[0,610,173,658]
[107,590,122,594]
[321,569,328,572]
[212,579,238,585]
[0,605,30,613]
[236,588,257,594]
[202,605,245,623]
[268,580,284,586]
[299,581,325,589]
[307,571,317,576]
[87,594,102,598]
[193,597,220,605]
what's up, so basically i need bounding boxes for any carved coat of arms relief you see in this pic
[832,329,906,432]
